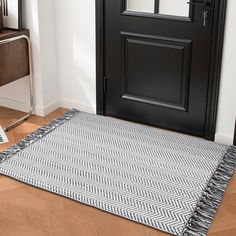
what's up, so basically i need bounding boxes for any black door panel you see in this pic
[104,0,215,137]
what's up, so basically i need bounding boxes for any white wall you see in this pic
[0,0,59,116]
[215,0,236,145]
[36,0,59,115]
[54,0,96,113]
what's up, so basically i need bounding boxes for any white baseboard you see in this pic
[60,100,96,114]
[35,100,95,117]
[34,101,60,117]
[0,97,95,117]
[215,133,234,145]
[0,97,30,113]
[0,97,60,117]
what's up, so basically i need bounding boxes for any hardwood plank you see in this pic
[0,107,235,236]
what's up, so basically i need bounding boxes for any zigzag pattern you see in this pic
[0,111,229,235]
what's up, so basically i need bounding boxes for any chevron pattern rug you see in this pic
[0,110,235,236]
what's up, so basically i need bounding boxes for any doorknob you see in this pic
[187,0,211,6]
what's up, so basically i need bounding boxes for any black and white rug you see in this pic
[0,110,235,236]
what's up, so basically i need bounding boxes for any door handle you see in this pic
[202,10,209,27]
[187,0,211,6]
[187,0,212,27]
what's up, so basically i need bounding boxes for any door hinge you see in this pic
[103,76,107,95]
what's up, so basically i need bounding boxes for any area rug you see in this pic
[0,110,235,236]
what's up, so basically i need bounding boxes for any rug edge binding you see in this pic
[182,145,236,236]
[0,109,79,164]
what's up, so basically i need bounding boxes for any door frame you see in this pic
[96,0,227,141]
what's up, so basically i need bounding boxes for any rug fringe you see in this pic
[0,109,79,164]
[181,145,236,236]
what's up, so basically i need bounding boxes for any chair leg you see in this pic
[1,35,34,131]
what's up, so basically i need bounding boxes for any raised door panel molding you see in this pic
[121,32,192,111]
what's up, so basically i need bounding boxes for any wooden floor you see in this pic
[0,107,235,236]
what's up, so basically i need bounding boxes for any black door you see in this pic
[103,0,221,137]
